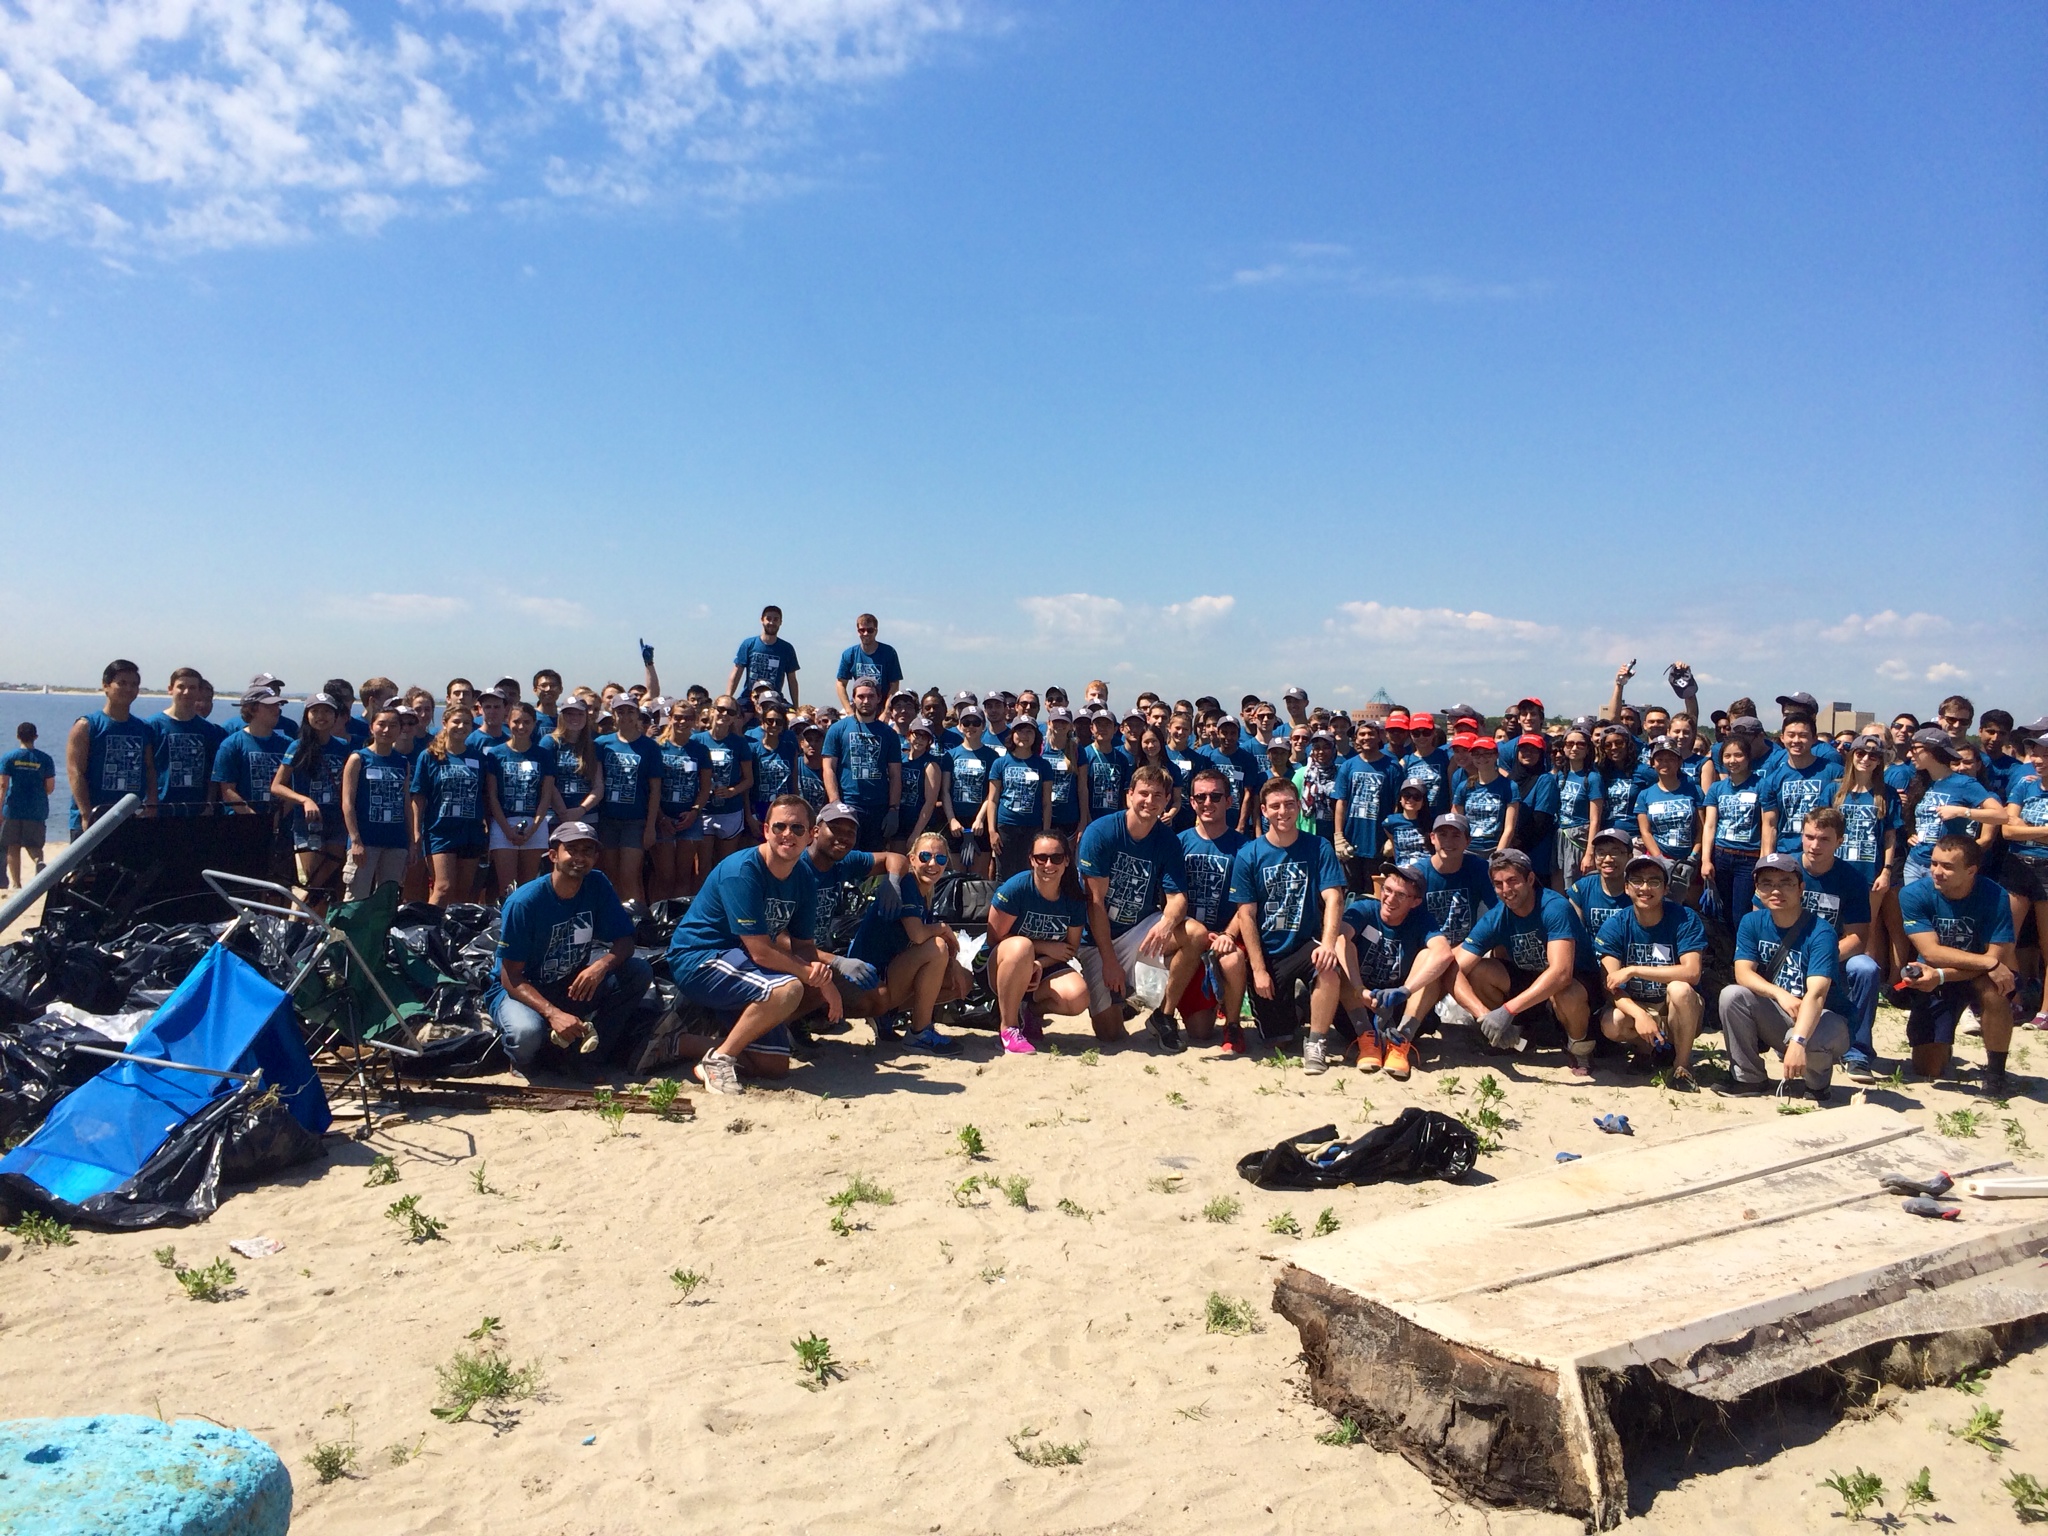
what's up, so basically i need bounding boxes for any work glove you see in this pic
[640,638,655,666]
[827,955,879,991]
[1479,1006,1527,1053]
[882,806,901,839]
[873,871,904,918]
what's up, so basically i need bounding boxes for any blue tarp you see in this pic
[0,946,329,1206]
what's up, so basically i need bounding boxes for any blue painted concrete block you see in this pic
[0,1415,291,1534]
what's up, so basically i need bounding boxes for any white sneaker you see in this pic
[1302,1035,1330,1075]
[693,1052,743,1095]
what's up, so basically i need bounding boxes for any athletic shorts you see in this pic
[2,818,47,853]
[2004,857,2048,903]
[1489,963,1600,1042]
[1556,826,1588,878]
[1906,979,1981,1047]
[1248,941,1321,1042]
[599,817,647,850]
[1077,911,1163,1016]
[1341,855,1385,894]
[425,830,487,859]
[699,808,745,841]
[676,947,803,1017]
[489,816,548,852]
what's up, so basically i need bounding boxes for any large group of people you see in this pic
[9,613,2043,1101]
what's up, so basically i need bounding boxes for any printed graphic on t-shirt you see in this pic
[165,733,210,791]
[1258,860,1309,939]
[101,733,147,795]
[538,915,596,984]
[1509,928,1547,972]
[1106,854,1156,928]
[1014,906,1070,941]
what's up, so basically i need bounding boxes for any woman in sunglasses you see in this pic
[985,715,1052,881]
[986,830,1092,1054]
[1834,732,1903,980]
[846,829,971,1052]
[652,699,712,901]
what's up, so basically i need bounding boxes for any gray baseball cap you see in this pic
[549,820,600,847]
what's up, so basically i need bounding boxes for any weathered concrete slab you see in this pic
[0,1414,292,1534]
[1274,1103,2048,1528]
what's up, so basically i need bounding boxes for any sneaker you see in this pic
[1842,1055,1877,1084]
[1019,998,1048,1048]
[1216,1023,1248,1057]
[1668,1065,1698,1093]
[1302,1035,1330,1075]
[1810,1083,1835,1107]
[632,1008,688,1076]
[1713,1076,1769,1097]
[1384,1040,1413,1081]
[2029,1012,2048,1031]
[873,1011,904,1044]
[907,1025,961,1055]
[999,1025,1036,1055]
[1355,1033,1385,1073]
[1982,1067,2016,1099]
[693,1052,743,1096]
[1150,1009,1186,1055]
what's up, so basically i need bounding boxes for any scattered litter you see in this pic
[228,1237,285,1258]
[581,1435,596,1446]
[1962,1176,2048,1200]
[1592,1114,1632,1137]
[1902,1197,1960,1221]
[1554,1152,1581,1163]
[1880,1170,1954,1198]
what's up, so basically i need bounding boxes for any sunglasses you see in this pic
[713,707,736,716]
[1030,852,1068,865]
[1189,791,1228,803]
[914,851,948,864]
[766,820,809,835]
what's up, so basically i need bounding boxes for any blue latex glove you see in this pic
[881,806,901,840]
[639,637,655,666]
[828,955,879,991]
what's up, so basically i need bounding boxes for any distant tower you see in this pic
[1360,688,1394,723]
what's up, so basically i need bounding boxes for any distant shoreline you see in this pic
[0,685,102,694]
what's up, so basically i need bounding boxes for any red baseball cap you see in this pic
[1384,711,1412,731]
[1516,697,1545,713]
[1517,733,1548,750]
[1408,712,1437,731]
[1450,731,1487,751]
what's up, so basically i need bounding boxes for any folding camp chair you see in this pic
[202,871,421,1131]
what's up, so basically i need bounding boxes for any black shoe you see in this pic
[1982,1069,2018,1099]
[1810,1083,1835,1107]
[1712,1076,1770,1097]
[1150,1010,1186,1055]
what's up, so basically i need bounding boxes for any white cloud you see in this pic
[1332,601,1553,645]
[506,593,590,627]
[1820,610,1953,643]
[0,0,971,249]
[1016,591,1239,649]
[354,591,472,621]
[1875,658,1913,682]
[1925,662,1969,683]
[1226,242,1541,302]
[1160,593,1234,627]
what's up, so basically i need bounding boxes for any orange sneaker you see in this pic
[1384,1040,1414,1080]
[1355,1033,1385,1073]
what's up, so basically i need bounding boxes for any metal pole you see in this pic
[67,1044,259,1083]
[0,793,141,934]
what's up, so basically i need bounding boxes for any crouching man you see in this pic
[487,820,653,1068]
[1450,848,1597,1077]
[1716,852,1851,1103]
[1594,851,1708,1087]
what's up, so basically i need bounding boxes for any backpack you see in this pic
[1236,1109,1479,1190]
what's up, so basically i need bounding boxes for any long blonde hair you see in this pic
[428,707,474,763]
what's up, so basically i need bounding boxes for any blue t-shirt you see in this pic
[1514,772,1561,880]
[1568,874,1631,951]
[1762,758,1844,852]
[149,714,226,811]
[733,636,800,695]
[542,735,596,811]
[990,753,1050,828]
[1735,909,1840,999]
[1789,858,1871,933]
[948,743,998,820]
[1636,779,1704,859]
[1454,774,1515,855]
[1334,753,1401,854]
[1200,744,1266,809]
[990,871,1089,942]
[1164,746,1202,787]
[2007,771,2048,863]
[1461,887,1587,975]
[850,878,927,970]
[1384,812,1431,867]
[1418,854,1498,948]
[410,748,487,839]
[1085,744,1133,816]
[1343,895,1433,988]
[463,727,509,760]
[595,733,664,821]
[350,748,412,848]
[794,756,828,810]
[211,730,288,809]
[492,870,633,993]
[750,735,799,810]
[835,642,902,691]
[1078,814,1189,937]
[1,747,55,823]
[1906,774,1994,871]
[658,736,713,816]
[1555,769,1605,831]
[1400,748,1453,819]
[1178,826,1248,929]
[802,848,878,942]
[1041,745,1084,827]
[1706,775,1766,853]
[696,732,751,815]
[286,738,351,841]
[668,848,819,974]
[823,717,903,810]
[1227,833,1345,961]
[1836,787,1897,875]
[1601,763,1655,833]
[77,711,153,815]
[899,749,935,825]
[1899,874,2015,955]
[486,742,555,820]
[1594,904,1708,1001]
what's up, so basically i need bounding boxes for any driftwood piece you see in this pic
[1274,1103,2048,1528]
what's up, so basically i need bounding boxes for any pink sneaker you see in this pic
[1000,1025,1037,1055]
[1019,998,1047,1048]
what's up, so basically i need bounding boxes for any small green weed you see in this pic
[469,1162,499,1196]
[1143,1063,1158,1075]
[307,1433,356,1485]
[1000,1174,1031,1209]
[1312,1207,1340,1237]
[1819,1467,1884,1520]
[953,1174,995,1205]
[384,1435,425,1467]
[9,1212,73,1247]
[792,1332,841,1388]
[593,1087,628,1136]
[364,1153,399,1187]
[1776,1100,1815,1116]
[431,1347,543,1423]
[1474,1073,1506,1105]
[1954,1404,2008,1455]
[174,1257,238,1302]
[1936,1108,1984,1139]
[1166,1091,1188,1108]
[1008,1428,1086,1466]
[1079,1048,1099,1066]
[1902,1466,1935,1512]
[957,1124,987,1158]
[828,1212,859,1237]
[645,1078,684,1119]
[1204,1292,1256,1335]
[1266,1210,1302,1236]
[1175,1401,1209,1421]
[1056,1198,1093,1221]
[827,1175,896,1211]
[2008,1118,2034,1156]
[465,1315,501,1340]
[1955,1367,1992,1396]
[979,1262,1006,1283]
[385,1194,447,1243]
[1316,1417,1365,1447]
[1147,1174,1184,1193]
[669,1268,709,1302]
[1438,1074,1464,1098]
[152,1245,178,1269]
[1202,1195,1241,1224]
[2004,1471,2048,1521]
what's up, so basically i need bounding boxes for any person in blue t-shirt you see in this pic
[1759,716,1843,854]
[985,716,1052,881]
[150,667,225,816]
[943,706,998,875]
[1594,853,1708,1084]
[833,613,902,712]
[1334,862,1436,1071]
[695,695,758,864]
[595,697,665,908]
[1084,710,1135,822]
[1381,780,1434,870]
[898,717,944,847]
[1075,767,1197,1050]
[727,605,801,708]
[1595,726,1651,840]
[1417,813,1497,951]
[667,795,844,1095]
[341,703,416,899]
[1450,733,1518,857]
[649,699,714,903]
[1717,852,1850,1099]
[1228,778,1347,1064]
[1702,733,1768,925]
[2002,733,2048,1029]
[987,828,1094,1055]
[1832,733,1898,888]
[486,822,652,1067]
[1041,708,1091,837]
[823,679,904,853]
[1902,728,2000,879]
[845,828,972,1051]
[1399,714,1453,821]
[1199,716,1266,834]
[1452,849,1595,1075]
[270,694,352,906]
[1552,728,1607,883]
[1,722,57,888]
[1634,737,1705,904]
[1332,721,1401,892]
[1898,834,2019,1094]
[212,687,291,816]
[1176,766,1253,1051]
[486,702,565,890]
[65,658,158,834]
[748,699,801,819]
[411,706,489,907]
[1569,826,1635,963]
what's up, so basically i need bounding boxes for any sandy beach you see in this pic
[6,999,2048,1534]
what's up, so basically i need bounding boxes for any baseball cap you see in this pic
[754,691,789,711]
[1648,735,1682,758]
[1397,780,1429,800]
[1007,715,1041,736]
[303,692,340,713]
[889,689,917,705]
[1590,826,1634,850]
[1449,731,1487,751]
[958,705,985,724]
[239,686,287,708]
[1408,712,1437,731]
[817,801,861,827]
[1215,714,1241,731]
[1516,696,1545,714]
[1282,686,1308,702]
[1384,711,1412,732]
[1488,848,1534,872]
[798,720,826,737]
[981,693,1005,707]
[1624,851,1670,880]
[1729,715,1765,734]
[1432,812,1470,834]
[1265,738,1293,756]
[549,820,600,847]
[2022,716,2048,738]
[1752,853,1802,879]
[907,716,936,737]
[1309,729,1337,744]
[556,697,588,713]
[1046,706,1072,723]
[1910,727,1960,762]
[247,673,286,691]
[1776,691,1820,713]
[1516,733,1547,750]
[1448,702,1483,725]
[610,696,642,715]
[953,690,978,706]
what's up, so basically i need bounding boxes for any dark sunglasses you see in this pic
[1189,791,1228,803]
[766,819,809,835]
[1030,852,1068,865]
[914,850,948,864]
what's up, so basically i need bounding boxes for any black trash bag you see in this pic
[450,928,500,988]
[0,938,59,1025]
[222,912,323,990]
[103,922,218,999]
[1235,1110,1479,1191]
[437,903,495,947]
[633,898,690,949]
[393,1029,509,1080]
[0,927,128,1018]
[927,875,996,928]
[424,982,481,1026]
[1,1078,324,1232]
[0,1015,117,1143]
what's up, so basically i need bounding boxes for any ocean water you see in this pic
[0,694,310,837]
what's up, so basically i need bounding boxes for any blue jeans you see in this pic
[489,955,653,1066]
[1839,952,1882,1064]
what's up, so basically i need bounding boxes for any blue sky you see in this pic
[2,1,2042,720]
